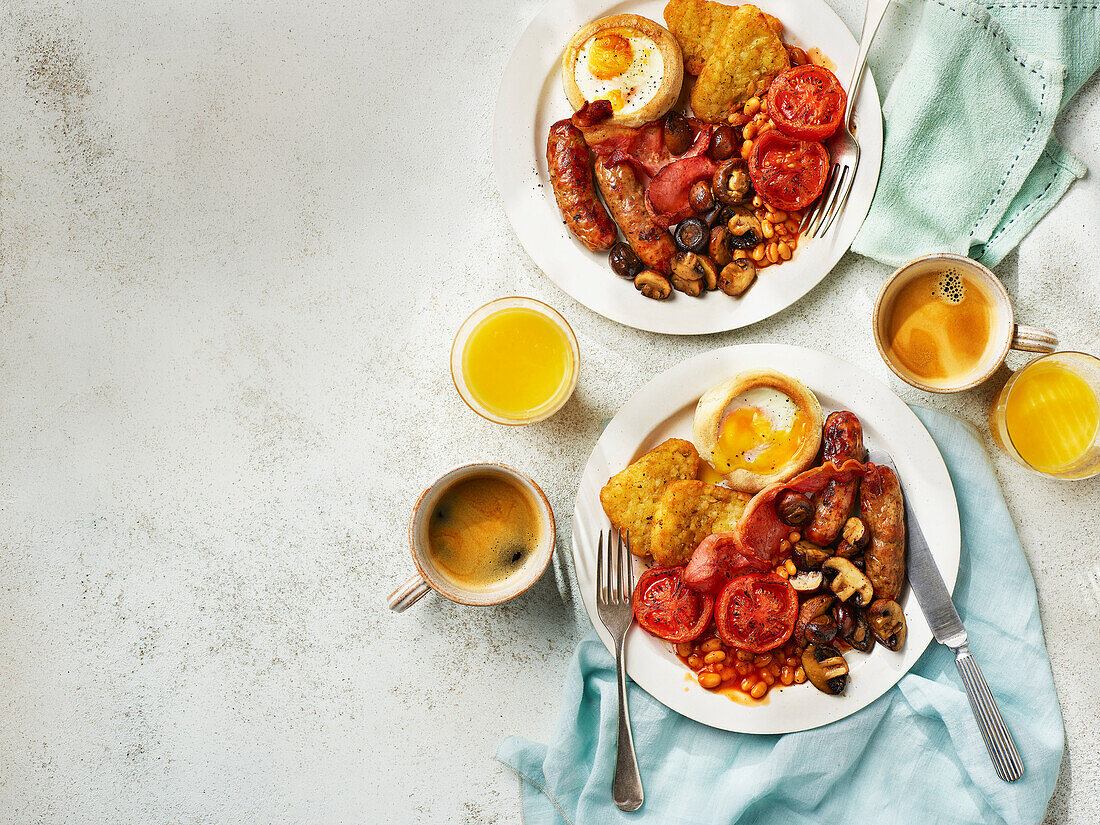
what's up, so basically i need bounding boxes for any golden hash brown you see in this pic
[600,438,700,557]
[664,0,735,76]
[649,480,750,567]
[663,1,785,76]
[689,4,790,122]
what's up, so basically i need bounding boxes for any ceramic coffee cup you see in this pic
[386,462,556,612]
[873,253,1058,393]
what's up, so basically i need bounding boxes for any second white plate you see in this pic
[572,344,960,733]
[493,0,884,335]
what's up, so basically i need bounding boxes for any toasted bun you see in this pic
[693,369,823,494]
[561,14,683,128]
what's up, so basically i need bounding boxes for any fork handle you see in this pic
[612,634,644,811]
[844,0,891,124]
[954,646,1024,782]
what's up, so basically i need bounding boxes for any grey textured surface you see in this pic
[0,0,1096,822]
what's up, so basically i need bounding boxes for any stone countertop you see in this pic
[0,0,1096,822]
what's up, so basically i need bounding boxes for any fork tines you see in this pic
[597,528,634,604]
[802,162,854,239]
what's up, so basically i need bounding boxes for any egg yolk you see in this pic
[713,407,812,475]
[588,32,634,80]
[603,89,627,111]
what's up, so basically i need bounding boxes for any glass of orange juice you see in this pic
[989,351,1100,479]
[451,297,579,425]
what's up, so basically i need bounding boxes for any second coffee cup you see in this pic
[873,253,1057,393]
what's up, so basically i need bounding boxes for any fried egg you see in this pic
[561,14,683,128]
[692,370,823,494]
[714,387,811,474]
[573,30,665,117]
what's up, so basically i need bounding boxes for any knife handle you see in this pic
[954,646,1024,782]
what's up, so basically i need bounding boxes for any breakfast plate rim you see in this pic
[570,344,962,734]
[492,0,884,335]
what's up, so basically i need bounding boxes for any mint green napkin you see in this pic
[496,408,1064,824]
[852,0,1100,267]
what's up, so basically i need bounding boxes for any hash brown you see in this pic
[600,438,700,557]
[649,480,751,567]
[689,4,790,122]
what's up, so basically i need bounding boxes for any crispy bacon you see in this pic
[645,154,719,228]
[683,532,772,594]
[735,459,866,565]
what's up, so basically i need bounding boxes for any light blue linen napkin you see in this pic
[852,0,1100,267]
[496,407,1064,825]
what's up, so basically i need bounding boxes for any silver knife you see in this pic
[869,450,1024,782]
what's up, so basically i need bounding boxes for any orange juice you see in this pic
[1002,361,1100,473]
[460,306,575,421]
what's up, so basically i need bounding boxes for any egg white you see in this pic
[572,32,665,117]
[725,387,800,432]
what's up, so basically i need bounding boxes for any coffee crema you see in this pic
[883,268,995,388]
[427,473,541,590]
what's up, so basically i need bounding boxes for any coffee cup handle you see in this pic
[1011,324,1058,354]
[388,572,432,612]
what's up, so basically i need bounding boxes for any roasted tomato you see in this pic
[633,566,714,644]
[768,65,848,141]
[715,572,798,653]
[748,131,830,212]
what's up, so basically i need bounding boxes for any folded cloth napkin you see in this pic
[852,0,1100,267]
[497,407,1064,825]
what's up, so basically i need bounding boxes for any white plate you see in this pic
[572,345,960,733]
[493,0,883,335]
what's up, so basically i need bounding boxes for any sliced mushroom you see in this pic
[793,539,831,571]
[805,614,838,644]
[712,159,752,204]
[802,644,848,695]
[842,517,870,549]
[718,260,756,296]
[867,599,907,651]
[674,217,710,253]
[822,557,874,606]
[788,569,823,594]
[608,243,643,279]
[669,251,717,295]
[726,205,762,239]
[847,610,875,653]
[794,594,834,643]
[709,226,733,267]
[833,540,861,559]
[633,270,671,300]
[832,601,856,639]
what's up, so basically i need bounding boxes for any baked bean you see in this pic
[688,654,703,670]
[740,677,756,693]
[743,122,757,141]
[704,650,726,664]
[785,218,800,234]
[788,532,800,542]
[794,667,807,684]
[766,242,779,263]
[750,681,768,699]
[752,195,764,209]
[751,244,766,262]
[754,653,773,667]
[676,642,693,657]
[744,96,761,116]
[741,140,753,160]
[761,221,774,239]
[735,662,752,676]
[721,667,736,681]
[761,671,776,686]
[699,672,722,689]
[779,539,791,553]
[700,638,723,654]
[784,560,797,575]
[737,650,755,663]
[776,568,789,579]
[733,249,748,260]
[778,241,792,261]
[781,667,795,686]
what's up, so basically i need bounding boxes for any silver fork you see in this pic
[801,0,891,239]
[596,529,643,812]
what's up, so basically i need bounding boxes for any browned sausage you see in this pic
[860,464,906,600]
[547,120,617,252]
[804,411,865,545]
[593,156,676,274]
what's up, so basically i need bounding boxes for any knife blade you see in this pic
[866,448,1023,782]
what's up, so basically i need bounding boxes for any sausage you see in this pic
[804,411,865,545]
[860,464,906,601]
[547,120,617,252]
[593,156,676,274]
